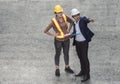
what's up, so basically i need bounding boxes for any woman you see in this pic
[44,5,74,77]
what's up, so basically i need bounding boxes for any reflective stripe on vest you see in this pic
[52,14,67,38]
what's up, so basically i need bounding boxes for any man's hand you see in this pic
[89,18,94,22]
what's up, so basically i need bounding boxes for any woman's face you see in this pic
[56,12,63,18]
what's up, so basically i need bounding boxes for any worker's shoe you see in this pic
[65,66,74,73]
[55,69,60,77]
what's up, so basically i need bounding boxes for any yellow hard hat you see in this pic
[54,5,63,13]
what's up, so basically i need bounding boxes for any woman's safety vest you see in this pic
[52,14,67,38]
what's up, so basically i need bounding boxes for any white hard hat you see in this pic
[71,8,80,16]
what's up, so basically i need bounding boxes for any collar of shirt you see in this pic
[74,19,80,24]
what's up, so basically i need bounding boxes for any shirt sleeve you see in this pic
[83,16,90,23]
[66,15,74,24]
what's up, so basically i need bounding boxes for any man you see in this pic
[44,5,74,77]
[70,8,94,82]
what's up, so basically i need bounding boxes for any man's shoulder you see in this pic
[80,16,87,20]
[80,16,90,23]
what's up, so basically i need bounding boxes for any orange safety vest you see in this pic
[52,14,67,38]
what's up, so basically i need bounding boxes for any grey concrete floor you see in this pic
[0,0,120,84]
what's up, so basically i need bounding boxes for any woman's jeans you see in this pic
[54,39,70,66]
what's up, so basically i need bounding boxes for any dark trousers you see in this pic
[54,39,70,66]
[75,41,90,75]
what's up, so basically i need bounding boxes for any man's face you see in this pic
[72,14,80,22]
